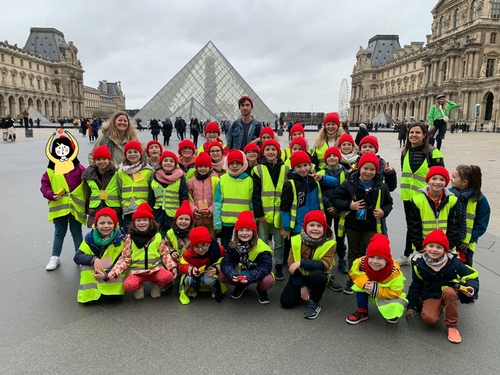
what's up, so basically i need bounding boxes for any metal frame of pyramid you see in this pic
[27,105,51,124]
[133,41,276,123]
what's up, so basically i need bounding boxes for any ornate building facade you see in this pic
[84,80,126,118]
[351,0,500,130]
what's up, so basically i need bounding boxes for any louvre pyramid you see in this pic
[133,41,275,123]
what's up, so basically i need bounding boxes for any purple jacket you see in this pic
[40,164,86,200]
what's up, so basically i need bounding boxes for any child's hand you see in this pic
[108,271,117,280]
[281,229,290,240]
[311,172,322,181]
[192,267,199,276]
[300,286,310,301]
[257,216,266,222]
[457,243,469,252]
[384,161,393,174]
[207,266,217,277]
[52,194,60,201]
[194,211,203,218]
[364,281,373,292]
[373,209,385,219]
[465,287,475,297]
[288,261,301,275]
[93,258,104,273]
[93,270,106,280]
[171,251,179,260]
[350,199,365,210]
[406,309,414,319]
[327,207,337,214]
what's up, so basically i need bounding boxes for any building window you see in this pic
[439,16,444,34]
[44,81,48,91]
[492,0,500,19]
[454,8,460,27]
[399,66,402,74]
[406,64,409,72]
[29,61,32,69]
[372,74,377,80]
[442,61,448,81]
[29,77,33,87]
[462,60,467,78]
[413,62,417,69]
[43,66,46,73]
[470,1,477,21]
[393,68,396,75]
[37,64,39,71]
[486,58,495,77]
[54,69,58,75]
[11,56,14,64]
[491,32,497,44]
[20,59,24,67]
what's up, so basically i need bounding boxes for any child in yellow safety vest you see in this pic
[337,133,358,171]
[164,200,194,260]
[280,210,336,320]
[346,233,407,324]
[82,145,122,228]
[107,203,176,299]
[147,150,188,237]
[74,208,127,303]
[145,140,162,169]
[117,141,153,230]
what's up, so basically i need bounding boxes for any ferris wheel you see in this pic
[338,78,349,121]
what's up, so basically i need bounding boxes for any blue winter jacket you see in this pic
[73,227,127,266]
[227,117,261,151]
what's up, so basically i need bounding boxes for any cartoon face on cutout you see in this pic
[55,142,71,161]
[45,129,79,175]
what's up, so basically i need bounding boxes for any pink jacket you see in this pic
[187,171,219,227]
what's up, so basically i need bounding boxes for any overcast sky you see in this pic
[3,0,438,114]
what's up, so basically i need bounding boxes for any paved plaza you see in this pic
[0,126,499,374]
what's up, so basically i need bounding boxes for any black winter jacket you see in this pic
[400,144,444,172]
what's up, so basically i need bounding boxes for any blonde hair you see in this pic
[313,126,345,149]
[101,111,139,144]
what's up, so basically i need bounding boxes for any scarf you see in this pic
[423,253,450,272]
[120,160,146,175]
[300,229,327,248]
[363,256,394,283]
[212,157,226,173]
[342,151,358,164]
[236,240,254,270]
[173,223,192,239]
[453,187,474,241]
[196,171,211,181]
[93,228,119,247]
[129,227,158,249]
[326,131,341,147]
[155,168,184,185]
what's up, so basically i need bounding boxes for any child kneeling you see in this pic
[346,233,407,324]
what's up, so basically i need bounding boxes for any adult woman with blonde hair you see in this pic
[88,111,141,166]
[312,112,345,169]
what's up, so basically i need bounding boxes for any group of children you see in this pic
[40,113,487,343]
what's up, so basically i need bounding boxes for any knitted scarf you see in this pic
[453,187,474,242]
[363,256,394,283]
[423,253,450,272]
[342,151,358,165]
[236,241,254,270]
[130,227,158,249]
[300,229,327,248]
[173,223,192,239]
[156,168,183,185]
[195,171,211,180]
[227,158,249,177]
[93,228,119,247]
[212,157,226,173]
[120,160,147,175]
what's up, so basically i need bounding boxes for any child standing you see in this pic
[332,153,393,294]
[219,211,274,304]
[214,149,252,250]
[74,208,127,303]
[337,133,358,171]
[280,210,336,320]
[283,137,308,168]
[244,143,260,175]
[449,165,490,266]
[145,140,162,169]
[406,230,479,344]
[178,227,225,304]
[148,150,188,237]
[178,139,197,181]
[346,234,407,324]
[358,135,397,192]
[107,203,176,299]
[207,141,227,176]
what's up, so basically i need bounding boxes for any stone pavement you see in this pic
[0,126,499,374]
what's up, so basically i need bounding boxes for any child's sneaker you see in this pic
[133,286,145,300]
[327,275,343,292]
[274,264,285,281]
[303,300,321,320]
[346,310,369,324]
[338,258,349,273]
[386,317,399,324]
[187,287,197,298]
[160,282,172,292]
[46,256,60,271]
[343,279,354,295]
[212,282,223,303]
[447,327,462,343]
[230,284,246,299]
[396,255,411,266]
[257,289,270,304]
[151,283,161,298]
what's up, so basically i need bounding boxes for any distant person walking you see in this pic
[427,93,457,150]
[398,122,408,148]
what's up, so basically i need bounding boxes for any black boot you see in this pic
[275,264,285,281]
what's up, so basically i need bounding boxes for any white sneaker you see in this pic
[46,256,60,271]
[151,283,161,298]
[133,286,145,300]
[396,255,411,266]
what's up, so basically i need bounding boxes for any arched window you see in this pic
[454,8,460,27]
[442,61,448,82]
[470,1,477,21]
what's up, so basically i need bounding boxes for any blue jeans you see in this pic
[52,216,83,257]
[258,221,284,266]
[356,292,369,310]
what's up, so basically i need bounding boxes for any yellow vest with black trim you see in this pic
[129,233,163,270]
[289,180,323,230]
[86,174,120,209]
[291,234,335,276]
[166,229,178,252]
[337,190,382,237]
[77,236,126,303]
[463,199,478,251]
[151,178,181,217]
[412,192,457,238]
[253,164,289,228]
[47,169,86,224]
[219,174,253,225]
[118,169,152,208]
[400,149,443,201]
[185,168,196,181]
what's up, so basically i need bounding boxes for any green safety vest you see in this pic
[253,164,289,228]
[129,233,163,270]
[151,178,182,217]
[47,169,86,224]
[412,193,457,239]
[77,238,126,303]
[118,169,152,207]
[289,180,323,230]
[185,168,196,182]
[244,238,273,264]
[291,234,336,276]
[463,200,478,251]
[337,190,382,237]
[86,174,120,208]
[219,174,253,225]
[317,169,345,184]
[314,142,329,169]
[400,149,443,201]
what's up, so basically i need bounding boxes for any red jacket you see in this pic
[178,239,225,275]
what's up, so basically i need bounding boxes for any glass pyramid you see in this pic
[133,41,276,123]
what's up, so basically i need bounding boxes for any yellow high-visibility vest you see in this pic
[219,174,252,225]
[129,233,163,270]
[151,178,182,217]
[400,149,443,201]
[411,192,457,238]
[118,169,152,207]
[86,174,120,208]
[47,169,86,224]
[291,234,335,276]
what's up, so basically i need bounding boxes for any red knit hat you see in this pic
[260,127,275,141]
[124,141,143,154]
[303,210,327,232]
[174,199,194,220]
[132,202,154,220]
[324,112,340,126]
[358,153,380,171]
[146,140,162,156]
[426,166,450,185]
[290,151,311,169]
[195,152,212,168]
[324,147,342,163]
[261,140,281,155]
[227,149,244,165]
[93,145,112,160]
[239,95,254,108]
[359,135,379,153]
[244,143,260,156]
[207,141,223,153]
[337,134,355,147]
[189,226,212,247]
[290,124,305,136]
[159,150,178,165]
[366,233,392,263]
[234,211,257,232]
[422,229,450,251]
[204,122,220,136]
[290,137,307,152]
[94,207,118,228]
[178,139,196,155]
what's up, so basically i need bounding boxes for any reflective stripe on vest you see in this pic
[118,169,152,207]
[315,142,329,169]
[151,178,181,217]
[86,174,120,208]
[254,164,288,228]
[412,193,457,238]
[375,293,408,319]
[337,190,381,237]
[289,180,323,230]
[129,233,163,269]
[463,199,478,251]
[220,174,252,225]
[47,169,87,224]
[291,235,335,276]
[400,149,443,201]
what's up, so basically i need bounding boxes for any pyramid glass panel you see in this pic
[134,41,275,123]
